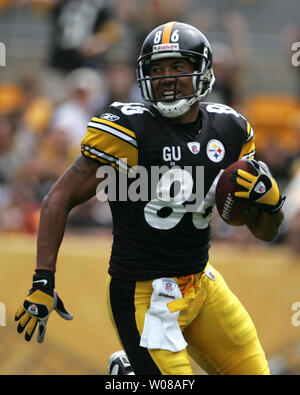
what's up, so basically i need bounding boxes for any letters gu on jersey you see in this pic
[81,102,255,280]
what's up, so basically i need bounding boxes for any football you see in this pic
[215,159,259,226]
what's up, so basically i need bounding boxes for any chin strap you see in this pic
[156,98,192,118]
[155,72,215,118]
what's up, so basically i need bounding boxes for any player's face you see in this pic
[149,58,195,102]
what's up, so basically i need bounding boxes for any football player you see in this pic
[15,22,285,375]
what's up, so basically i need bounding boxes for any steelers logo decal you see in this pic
[206,139,225,163]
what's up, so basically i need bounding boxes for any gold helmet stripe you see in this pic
[161,21,176,44]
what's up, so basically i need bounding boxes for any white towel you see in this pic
[139,278,188,352]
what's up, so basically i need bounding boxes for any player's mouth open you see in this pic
[161,90,179,100]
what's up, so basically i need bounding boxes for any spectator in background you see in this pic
[222,12,249,106]
[10,68,102,203]
[191,10,250,108]
[0,0,13,10]
[277,113,300,251]
[0,113,35,185]
[0,183,40,233]
[207,42,237,106]
[48,0,123,73]
[0,113,39,233]
[16,68,107,226]
[136,0,190,40]
[283,24,300,100]
[110,0,191,63]
[255,142,294,192]
[22,125,75,198]
[285,210,300,254]
[97,52,142,112]
[18,76,53,139]
[49,67,103,153]
[281,159,300,254]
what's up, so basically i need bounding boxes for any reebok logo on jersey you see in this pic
[100,113,120,122]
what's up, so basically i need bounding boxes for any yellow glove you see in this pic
[15,270,73,343]
[230,159,285,214]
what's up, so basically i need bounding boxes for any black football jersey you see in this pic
[81,102,255,280]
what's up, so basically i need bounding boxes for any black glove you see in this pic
[15,270,73,343]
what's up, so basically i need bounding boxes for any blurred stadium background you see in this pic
[0,0,300,375]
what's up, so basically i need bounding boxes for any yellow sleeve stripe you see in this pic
[239,121,255,159]
[247,121,251,135]
[91,117,136,139]
[245,121,254,142]
[81,149,111,165]
[238,140,256,160]
[82,126,138,167]
[81,145,133,173]
[88,121,137,148]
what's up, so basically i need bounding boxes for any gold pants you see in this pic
[106,263,270,375]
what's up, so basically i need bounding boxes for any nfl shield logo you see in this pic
[28,304,38,315]
[254,181,266,194]
[187,142,200,155]
[205,268,216,281]
[162,278,175,292]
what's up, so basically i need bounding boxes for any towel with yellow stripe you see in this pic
[139,275,201,352]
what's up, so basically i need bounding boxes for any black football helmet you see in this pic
[136,21,215,118]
